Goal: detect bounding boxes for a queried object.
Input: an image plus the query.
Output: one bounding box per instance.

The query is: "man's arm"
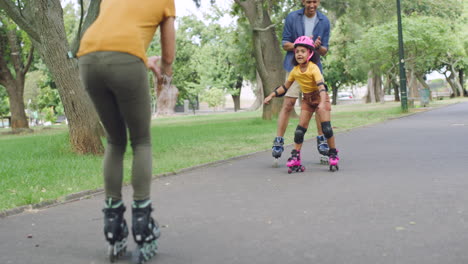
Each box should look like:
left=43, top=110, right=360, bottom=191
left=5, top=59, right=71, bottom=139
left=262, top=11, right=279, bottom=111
left=282, top=14, right=295, bottom=52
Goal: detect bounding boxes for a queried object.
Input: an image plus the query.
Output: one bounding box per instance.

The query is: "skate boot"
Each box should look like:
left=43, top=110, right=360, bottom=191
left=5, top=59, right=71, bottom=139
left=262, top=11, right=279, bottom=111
left=286, top=149, right=305, bottom=174
left=317, top=135, right=330, bottom=165
left=131, top=199, right=161, bottom=264
left=328, top=148, right=340, bottom=172
left=102, top=198, right=129, bottom=262
left=272, top=136, right=284, bottom=168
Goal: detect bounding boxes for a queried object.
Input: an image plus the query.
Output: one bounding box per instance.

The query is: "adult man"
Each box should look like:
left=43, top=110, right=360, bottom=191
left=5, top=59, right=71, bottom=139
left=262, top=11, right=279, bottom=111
left=272, top=0, right=331, bottom=162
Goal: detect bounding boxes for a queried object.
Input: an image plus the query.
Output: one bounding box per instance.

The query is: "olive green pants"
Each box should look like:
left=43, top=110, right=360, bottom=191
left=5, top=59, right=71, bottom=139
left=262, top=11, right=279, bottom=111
left=79, top=51, right=152, bottom=201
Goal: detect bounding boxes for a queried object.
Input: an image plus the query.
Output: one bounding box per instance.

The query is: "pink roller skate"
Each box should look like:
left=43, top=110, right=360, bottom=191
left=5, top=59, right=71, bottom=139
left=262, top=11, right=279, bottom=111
left=286, top=149, right=305, bottom=174
left=328, top=148, right=339, bottom=171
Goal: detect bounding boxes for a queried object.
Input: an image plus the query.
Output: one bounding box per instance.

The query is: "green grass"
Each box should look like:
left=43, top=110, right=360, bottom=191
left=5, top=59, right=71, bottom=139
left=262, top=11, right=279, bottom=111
left=1, top=98, right=467, bottom=211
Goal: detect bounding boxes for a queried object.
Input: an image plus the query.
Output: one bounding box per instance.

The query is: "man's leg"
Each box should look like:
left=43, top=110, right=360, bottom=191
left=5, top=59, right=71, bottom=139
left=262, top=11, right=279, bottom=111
left=277, top=96, right=297, bottom=137
left=315, top=111, right=329, bottom=157
left=272, top=73, right=301, bottom=160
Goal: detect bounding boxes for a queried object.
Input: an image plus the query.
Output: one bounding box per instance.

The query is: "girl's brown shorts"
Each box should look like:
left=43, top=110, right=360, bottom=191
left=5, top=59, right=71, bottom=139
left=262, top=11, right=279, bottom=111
left=301, top=90, right=332, bottom=113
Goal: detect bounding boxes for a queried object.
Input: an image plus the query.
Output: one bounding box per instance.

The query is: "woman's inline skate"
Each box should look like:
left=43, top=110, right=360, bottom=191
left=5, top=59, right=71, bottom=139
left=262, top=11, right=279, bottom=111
left=272, top=136, right=284, bottom=168
left=286, top=149, right=305, bottom=174
left=316, top=135, right=330, bottom=165
left=131, top=199, right=161, bottom=264
left=328, top=148, right=340, bottom=171
left=102, top=198, right=129, bottom=262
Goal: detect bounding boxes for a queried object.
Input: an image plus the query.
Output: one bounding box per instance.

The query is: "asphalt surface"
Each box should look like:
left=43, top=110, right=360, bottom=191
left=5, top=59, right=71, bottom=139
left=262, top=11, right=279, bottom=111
left=1, top=102, right=468, bottom=264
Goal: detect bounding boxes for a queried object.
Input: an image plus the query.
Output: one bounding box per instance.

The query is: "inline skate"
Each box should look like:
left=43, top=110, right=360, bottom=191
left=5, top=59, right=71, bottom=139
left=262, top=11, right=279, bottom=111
left=102, top=198, right=129, bottom=262
left=286, top=149, right=305, bottom=174
left=132, top=199, right=161, bottom=264
left=317, top=135, right=330, bottom=165
left=328, top=148, right=340, bottom=172
left=272, top=136, right=284, bottom=168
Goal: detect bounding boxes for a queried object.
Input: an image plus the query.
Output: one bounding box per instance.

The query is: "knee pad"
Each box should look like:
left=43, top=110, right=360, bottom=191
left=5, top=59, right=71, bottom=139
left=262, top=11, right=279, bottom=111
left=321, top=121, right=333, bottom=139
left=294, top=125, right=307, bottom=144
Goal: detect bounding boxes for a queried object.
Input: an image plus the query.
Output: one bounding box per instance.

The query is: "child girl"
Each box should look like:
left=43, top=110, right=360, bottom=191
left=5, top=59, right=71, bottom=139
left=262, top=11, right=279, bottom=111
left=264, top=36, right=339, bottom=172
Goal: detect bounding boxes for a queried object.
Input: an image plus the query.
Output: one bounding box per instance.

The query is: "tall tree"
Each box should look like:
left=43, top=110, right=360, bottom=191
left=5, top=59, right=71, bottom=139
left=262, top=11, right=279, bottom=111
left=233, top=0, right=286, bottom=120
left=0, top=15, right=33, bottom=132
left=0, top=0, right=103, bottom=154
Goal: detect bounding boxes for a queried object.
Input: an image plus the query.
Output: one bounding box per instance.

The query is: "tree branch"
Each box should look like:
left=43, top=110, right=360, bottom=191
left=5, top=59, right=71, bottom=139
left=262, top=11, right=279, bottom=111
left=252, top=23, right=276, bottom=32
left=70, top=0, right=101, bottom=56
left=0, top=0, right=41, bottom=43
left=22, top=45, right=34, bottom=76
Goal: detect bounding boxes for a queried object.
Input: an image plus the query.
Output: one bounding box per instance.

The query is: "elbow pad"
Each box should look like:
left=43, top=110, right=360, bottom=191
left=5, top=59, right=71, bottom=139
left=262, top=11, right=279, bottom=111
left=274, top=85, right=287, bottom=97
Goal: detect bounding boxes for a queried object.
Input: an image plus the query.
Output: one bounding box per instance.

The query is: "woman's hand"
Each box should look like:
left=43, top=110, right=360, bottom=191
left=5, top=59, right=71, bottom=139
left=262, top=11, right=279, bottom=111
left=148, top=56, right=162, bottom=82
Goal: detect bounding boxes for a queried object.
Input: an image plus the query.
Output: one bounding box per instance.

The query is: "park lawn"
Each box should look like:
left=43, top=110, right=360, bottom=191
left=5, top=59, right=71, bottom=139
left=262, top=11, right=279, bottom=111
left=1, top=99, right=466, bottom=212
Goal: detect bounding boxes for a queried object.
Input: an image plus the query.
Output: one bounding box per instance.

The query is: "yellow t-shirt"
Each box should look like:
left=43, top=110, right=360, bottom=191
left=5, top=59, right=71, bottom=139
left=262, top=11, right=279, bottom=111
left=287, top=62, right=323, bottom=93
left=77, top=0, right=175, bottom=65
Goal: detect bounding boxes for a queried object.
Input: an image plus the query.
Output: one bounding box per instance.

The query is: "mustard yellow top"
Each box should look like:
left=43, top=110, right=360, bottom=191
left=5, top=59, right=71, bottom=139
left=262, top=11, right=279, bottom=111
left=77, top=0, right=175, bottom=65
left=287, top=62, right=323, bottom=93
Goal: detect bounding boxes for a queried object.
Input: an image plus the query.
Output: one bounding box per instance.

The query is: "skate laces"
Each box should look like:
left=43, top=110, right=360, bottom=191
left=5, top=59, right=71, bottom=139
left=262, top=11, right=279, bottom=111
left=273, top=136, right=284, bottom=145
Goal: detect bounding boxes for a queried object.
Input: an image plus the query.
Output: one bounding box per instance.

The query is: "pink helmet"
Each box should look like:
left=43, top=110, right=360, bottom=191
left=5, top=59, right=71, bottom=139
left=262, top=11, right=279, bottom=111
left=294, top=36, right=315, bottom=62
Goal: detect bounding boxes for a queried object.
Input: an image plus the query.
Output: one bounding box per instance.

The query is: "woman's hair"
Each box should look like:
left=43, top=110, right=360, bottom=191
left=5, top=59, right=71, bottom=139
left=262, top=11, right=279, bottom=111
left=291, top=48, right=320, bottom=66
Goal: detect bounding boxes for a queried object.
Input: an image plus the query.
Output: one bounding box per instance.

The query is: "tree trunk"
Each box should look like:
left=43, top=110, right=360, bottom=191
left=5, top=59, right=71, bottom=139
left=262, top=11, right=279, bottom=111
left=331, top=85, right=338, bottom=105
left=231, top=75, right=243, bottom=112
left=248, top=71, right=264, bottom=111
left=445, top=71, right=461, bottom=97
left=376, top=74, right=383, bottom=103
left=234, top=0, right=286, bottom=120
left=415, top=73, right=432, bottom=100
left=30, top=0, right=103, bottom=154
left=366, top=71, right=376, bottom=103
left=460, top=69, right=466, bottom=96
left=392, top=78, right=400, bottom=102
left=155, top=83, right=179, bottom=116
left=407, top=69, right=419, bottom=99
left=5, top=79, right=30, bottom=131
left=447, top=65, right=464, bottom=97
left=0, top=19, right=33, bottom=132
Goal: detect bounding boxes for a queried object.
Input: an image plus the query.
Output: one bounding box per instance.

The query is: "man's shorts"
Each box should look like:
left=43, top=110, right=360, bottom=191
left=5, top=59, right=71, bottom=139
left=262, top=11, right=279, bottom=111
left=301, top=90, right=331, bottom=113
left=284, top=72, right=300, bottom=98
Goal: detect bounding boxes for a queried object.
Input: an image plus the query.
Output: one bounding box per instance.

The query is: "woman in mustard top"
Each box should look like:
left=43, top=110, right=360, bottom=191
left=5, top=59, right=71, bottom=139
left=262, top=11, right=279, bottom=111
left=264, top=36, right=339, bottom=173
left=77, top=0, right=175, bottom=262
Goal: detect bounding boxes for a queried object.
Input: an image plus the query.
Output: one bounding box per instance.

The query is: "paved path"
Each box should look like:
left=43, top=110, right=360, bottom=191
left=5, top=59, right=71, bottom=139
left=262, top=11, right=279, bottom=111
left=1, top=103, right=468, bottom=264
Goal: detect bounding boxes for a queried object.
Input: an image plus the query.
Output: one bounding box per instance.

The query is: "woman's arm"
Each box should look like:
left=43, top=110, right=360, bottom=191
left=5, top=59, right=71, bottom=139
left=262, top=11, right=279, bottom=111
left=159, top=16, right=176, bottom=77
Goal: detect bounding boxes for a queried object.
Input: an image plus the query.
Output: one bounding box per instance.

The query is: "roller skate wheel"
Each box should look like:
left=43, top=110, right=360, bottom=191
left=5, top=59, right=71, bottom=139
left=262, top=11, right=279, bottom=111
left=300, top=166, right=305, bottom=172
left=273, top=159, right=279, bottom=168
left=288, top=168, right=292, bottom=174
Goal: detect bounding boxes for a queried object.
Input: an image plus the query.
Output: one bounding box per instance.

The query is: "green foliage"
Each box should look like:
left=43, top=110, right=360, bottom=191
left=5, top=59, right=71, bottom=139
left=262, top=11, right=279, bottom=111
left=200, top=87, right=226, bottom=108
left=170, top=6, right=256, bottom=109
left=62, top=2, right=80, bottom=44
left=43, top=106, right=57, bottom=123
left=0, top=14, right=33, bottom=75
left=0, top=86, right=9, bottom=116
left=24, top=71, right=44, bottom=110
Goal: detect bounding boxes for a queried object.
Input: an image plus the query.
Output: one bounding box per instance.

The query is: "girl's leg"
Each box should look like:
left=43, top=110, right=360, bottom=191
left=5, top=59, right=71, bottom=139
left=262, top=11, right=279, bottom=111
left=316, top=102, right=336, bottom=149
left=294, top=109, right=313, bottom=151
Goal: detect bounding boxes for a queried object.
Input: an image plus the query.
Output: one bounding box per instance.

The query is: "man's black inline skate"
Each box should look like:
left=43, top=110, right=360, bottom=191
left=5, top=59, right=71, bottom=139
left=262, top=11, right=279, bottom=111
left=103, top=198, right=129, bottom=262
left=316, top=135, right=330, bottom=165
left=131, top=199, right=161, bottom=264
left=272, top=136, right=284, bottom=167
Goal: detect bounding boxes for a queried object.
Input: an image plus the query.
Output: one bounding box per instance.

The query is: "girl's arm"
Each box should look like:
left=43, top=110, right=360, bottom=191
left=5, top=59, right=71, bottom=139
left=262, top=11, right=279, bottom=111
left=264, top=80, right=293, bottom=104
left=316, top=79, right=328, bottom=103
